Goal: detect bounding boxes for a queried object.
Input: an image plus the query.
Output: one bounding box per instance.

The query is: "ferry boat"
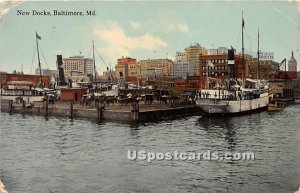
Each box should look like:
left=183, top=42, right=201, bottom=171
left=196, top=13, right=270, bottom=115
left=196, top=79, right=269, bottom=115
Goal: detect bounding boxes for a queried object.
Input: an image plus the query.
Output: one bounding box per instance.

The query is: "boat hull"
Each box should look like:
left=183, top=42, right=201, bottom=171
left=196, top=93, right=269, bottom=115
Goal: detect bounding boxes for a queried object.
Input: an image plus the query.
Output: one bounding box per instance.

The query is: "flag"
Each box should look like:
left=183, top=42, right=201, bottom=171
left=36, top=32, right=41, bottom=40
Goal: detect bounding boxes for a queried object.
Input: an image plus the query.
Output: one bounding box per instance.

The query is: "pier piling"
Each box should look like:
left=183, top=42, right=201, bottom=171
left=97, top=101, right=102, bottom=123
left=70, top=101, right=74, bottom=119
left=130, top=102, right=139, bottom=122
left=9, top=100, right=13, bottom=114
left=22, top=99, right=26, bottom=115
left=44, top=99, right=49, bottom=117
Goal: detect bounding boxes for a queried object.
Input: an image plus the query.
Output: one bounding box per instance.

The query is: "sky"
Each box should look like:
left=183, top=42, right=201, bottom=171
left=0, top=0, right=300, bottom=75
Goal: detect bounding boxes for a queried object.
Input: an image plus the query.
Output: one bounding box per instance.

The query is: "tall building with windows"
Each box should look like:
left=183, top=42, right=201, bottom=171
left=172, top=61, right=195, bottom=78
left=184, top=43, right=207, bottom=75
left=175, top=52, right=185, bottom=62
left=62, top=56, right=93, bottom=77
left=115, top=57, right=137, bottom=78
left=198, top=54, right=228, bottom=88
left=138, top=59, right=173, bottom=78
left=207, top=47, right=229, bottom=55
left=35, top=68, right=57, bottom=77
left=246, top=56, right=279, bottom=79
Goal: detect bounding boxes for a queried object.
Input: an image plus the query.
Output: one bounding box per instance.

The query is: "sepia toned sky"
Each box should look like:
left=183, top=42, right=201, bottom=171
left=0, top=0, right=299, bottom=74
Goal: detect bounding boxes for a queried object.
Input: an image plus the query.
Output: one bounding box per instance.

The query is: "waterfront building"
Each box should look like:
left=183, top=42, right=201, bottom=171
left=288, top=51, right=297, bottom=71
left=175, top=52, right=185, bottom=62
left=269, top=80, right=294, bottom=101
left=117, top=57, right=136, bottom=65
left=99, top=70, right=116, bottom=82
left=184, top=43, right=207, bottom=75
left=173, top=76, right=206, bottom=96
left=294, top=72, right=300, bottom=98
left=138, top=59, right=173, bottom=78
left=0, top=73, right=51, bottom=89
left=198, top=54, right=228, bottom=88
left=172, top=61, right=195, bottom=78
left=35, top=68, right=57, bottom=77
left=246, top=57, right=279, bottom=79
left=60, top=88, right=87, bottom=102
left=207, top=47, right=229, bottom=55
left=115, top=57, right=137, bottom=79
left=115, top=63, right=128, bottom=79
left=62, top=56, right=93, bottom=77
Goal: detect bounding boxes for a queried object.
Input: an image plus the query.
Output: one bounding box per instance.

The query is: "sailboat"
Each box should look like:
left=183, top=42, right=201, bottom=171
left=195, top=13, right=270, bottom=115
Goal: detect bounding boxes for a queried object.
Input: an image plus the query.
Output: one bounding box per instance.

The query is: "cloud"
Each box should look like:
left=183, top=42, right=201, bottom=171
left=297, top=1, right=300, bottom=13
left=129, top=21, right=143, bottom=30
left=93, top=23, right=167, bottom=61
left=166, top=23, right=189, bottom=33
left=130, top=20, right=189, bottom=33
left=0, top=1, right=24, bottom=20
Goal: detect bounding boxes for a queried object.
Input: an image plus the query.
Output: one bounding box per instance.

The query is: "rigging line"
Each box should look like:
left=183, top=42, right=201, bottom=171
left=30, top=48, right=36, bottom=74
left=95, top=47, right=106, bottom=64
left=40, top=46, right=49, bottom=69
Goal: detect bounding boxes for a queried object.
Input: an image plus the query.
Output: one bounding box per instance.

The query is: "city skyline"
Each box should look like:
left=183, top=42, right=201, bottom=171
left=0, top=0, right=299, bottom=74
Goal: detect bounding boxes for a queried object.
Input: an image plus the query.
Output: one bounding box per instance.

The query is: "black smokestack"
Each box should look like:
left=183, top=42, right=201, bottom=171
left=56, top=55, right=66, bottom=85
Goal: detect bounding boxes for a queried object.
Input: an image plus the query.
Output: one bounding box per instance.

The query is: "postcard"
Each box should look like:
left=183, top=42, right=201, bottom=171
left=0, top=1, right=299, bottom=193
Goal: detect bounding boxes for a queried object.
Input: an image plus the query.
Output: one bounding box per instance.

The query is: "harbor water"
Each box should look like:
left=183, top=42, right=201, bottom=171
left=0, top=105, right=300, bottom=193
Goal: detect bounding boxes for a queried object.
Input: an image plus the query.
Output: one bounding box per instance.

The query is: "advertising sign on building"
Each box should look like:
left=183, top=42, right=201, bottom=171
left=259, top=52, right=274, bottom=60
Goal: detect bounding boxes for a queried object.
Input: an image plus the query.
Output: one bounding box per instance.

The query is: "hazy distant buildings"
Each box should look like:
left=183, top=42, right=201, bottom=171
left=175, top=52, right=185, bottom=62
left=288, top=51, right=297, bottom=71
left=62, top=56, right=93, bottom=77
left=172, top=61, right=195, bottom=78
left=207, top=47, right=229, bottom=55
left=246, top=56, right=279, bottom=79
left=115, top=57, right=136, bottom=79
left=35, top=68, right=57, bottom=77
left=138, top=59, right=173, bottom=78
left=184, top=43, right=207, bottom=75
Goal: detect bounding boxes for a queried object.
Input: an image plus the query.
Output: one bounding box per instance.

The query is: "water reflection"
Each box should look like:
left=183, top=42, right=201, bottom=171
left=197, top=116, right=237, bottom=150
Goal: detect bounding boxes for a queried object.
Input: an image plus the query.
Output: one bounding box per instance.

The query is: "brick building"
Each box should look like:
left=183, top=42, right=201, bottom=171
left=246, top=56, right=279, bottom=79
left=115, top=57, right=137, bottom=79
left=60, top=88, right=87, bottom=101
left=174, top=76, right=205, bottom=92
left=0, top=73, right=51, bottom=89
left=198, top=54, right=228, bottom=88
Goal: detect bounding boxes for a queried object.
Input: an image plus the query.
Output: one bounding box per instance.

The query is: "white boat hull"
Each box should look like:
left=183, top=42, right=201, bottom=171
left=196, top=93, right=269, bottom=114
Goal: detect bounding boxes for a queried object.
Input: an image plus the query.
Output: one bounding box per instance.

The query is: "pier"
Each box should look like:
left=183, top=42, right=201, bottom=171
left=0, top=99, right=198, bottom=123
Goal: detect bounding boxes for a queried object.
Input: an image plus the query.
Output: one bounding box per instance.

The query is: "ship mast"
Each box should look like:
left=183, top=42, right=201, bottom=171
left=242, top=12, right=245, bottom=81
left=92, top=40, right=96, bottom=83
left=36, top=32, right=43, bottom=88
left=257, top=29, right=260, bottom=79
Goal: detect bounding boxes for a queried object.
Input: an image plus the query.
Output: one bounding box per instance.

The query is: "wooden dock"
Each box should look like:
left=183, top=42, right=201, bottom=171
left=0, top=100, right=199, bottom=123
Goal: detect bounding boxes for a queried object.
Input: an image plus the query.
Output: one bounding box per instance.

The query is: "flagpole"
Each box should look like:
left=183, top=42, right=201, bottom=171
left=92, top=40, right=96, bottom=83
left=257, top=28, right=260, bottom=79
left=36, top=32, right=43, bottom=88
left=242, top=12, right=245, bottom=81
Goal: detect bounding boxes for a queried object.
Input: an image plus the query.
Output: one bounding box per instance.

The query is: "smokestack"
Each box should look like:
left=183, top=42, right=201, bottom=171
left=56, top=55, right=66, bottom=85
